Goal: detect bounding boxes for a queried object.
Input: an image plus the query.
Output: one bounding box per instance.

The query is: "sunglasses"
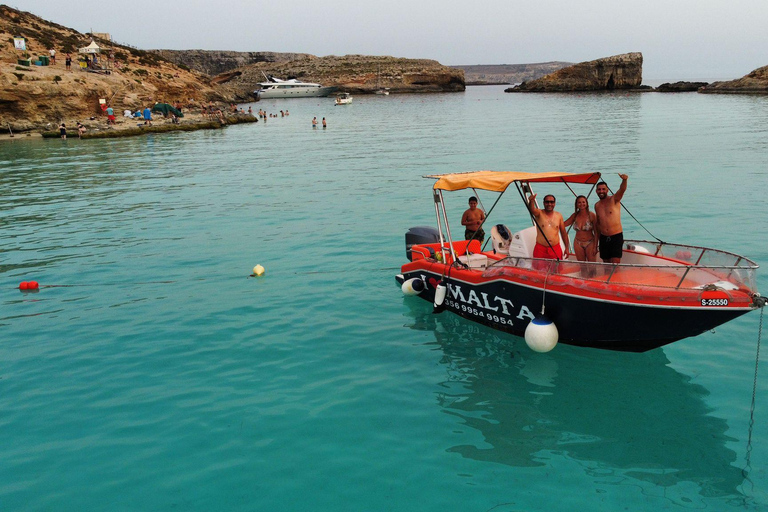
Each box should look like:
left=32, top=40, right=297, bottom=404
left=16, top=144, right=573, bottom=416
left=544, top=200, right=555, bottom=204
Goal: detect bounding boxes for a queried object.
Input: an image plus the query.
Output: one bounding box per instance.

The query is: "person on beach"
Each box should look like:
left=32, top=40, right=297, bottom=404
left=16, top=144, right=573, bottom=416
left=59, top=122, right=66, bottom=139
left=564, top=195, right=598, bottom=263
left=594, top=174, right=628, bottom=263
left=312, top=117, right=318, bottom=128
left=49, top=48, right=56, bottom=65
left=143, top=106, right=152, bottom=126
left=527, top=193, right=570, bottom=268
left=461, top=196, right=486, bottom=243
left=106, top=105, right=115, bottom=125
left=322, top=117, right=327, bottom=128
left=65, top=53, right=71, bottom=71
left=77, top=122, right=86, bottom=138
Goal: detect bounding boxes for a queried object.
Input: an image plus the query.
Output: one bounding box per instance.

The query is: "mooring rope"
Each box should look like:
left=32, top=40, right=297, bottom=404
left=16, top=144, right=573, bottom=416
left=743, top=306, right=764, bottom=481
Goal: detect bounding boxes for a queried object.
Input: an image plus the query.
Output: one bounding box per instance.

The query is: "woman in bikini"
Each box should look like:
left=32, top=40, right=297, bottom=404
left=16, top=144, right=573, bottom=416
left=564, top=195, right=598, bottom=263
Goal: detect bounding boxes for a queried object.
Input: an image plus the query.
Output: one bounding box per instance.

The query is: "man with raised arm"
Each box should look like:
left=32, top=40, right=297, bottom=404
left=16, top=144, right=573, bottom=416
left=527, top=193, right=570, bottom=267
left=594, top=174, right=628, bottom=263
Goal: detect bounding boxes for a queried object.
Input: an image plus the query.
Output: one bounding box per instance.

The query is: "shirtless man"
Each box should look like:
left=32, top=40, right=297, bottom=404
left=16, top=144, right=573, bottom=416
left=461, top=196, right=486, bottom=242
left=594, top=174, right=628, bottom=263
left=527, top=193, right=570, bottom=265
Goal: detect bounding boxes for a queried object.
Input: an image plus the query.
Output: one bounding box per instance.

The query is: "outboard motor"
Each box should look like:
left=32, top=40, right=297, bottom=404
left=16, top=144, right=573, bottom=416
left=405, top=226, right=440, bottom=261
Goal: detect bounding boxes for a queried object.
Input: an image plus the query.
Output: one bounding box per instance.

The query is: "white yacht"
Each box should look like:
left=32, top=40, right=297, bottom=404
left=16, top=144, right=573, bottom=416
left=254, top=74, right=337, bottom=99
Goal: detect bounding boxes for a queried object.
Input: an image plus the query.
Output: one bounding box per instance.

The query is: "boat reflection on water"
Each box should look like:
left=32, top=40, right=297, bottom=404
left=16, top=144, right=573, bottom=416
left=403, top=300, right=746, bottom=500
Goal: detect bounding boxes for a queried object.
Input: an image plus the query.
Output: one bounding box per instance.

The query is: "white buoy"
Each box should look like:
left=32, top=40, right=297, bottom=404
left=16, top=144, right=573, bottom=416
left=524, top=316, right=559, bottom=353
left=433, top=280, right=447, bottom=312
left=252, top=264, right=265, bottom=276
left=401, top=277, right=425, bottom=296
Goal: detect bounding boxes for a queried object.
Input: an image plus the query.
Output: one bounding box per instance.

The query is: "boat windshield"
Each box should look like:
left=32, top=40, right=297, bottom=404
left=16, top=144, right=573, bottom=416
left=482, top=240, right=758, bottom=294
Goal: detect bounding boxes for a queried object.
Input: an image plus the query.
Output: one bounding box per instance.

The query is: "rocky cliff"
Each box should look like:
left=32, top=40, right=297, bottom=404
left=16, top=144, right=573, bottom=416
left=151, top=50, right=312, bottom=76
left=0, top=5, right=230, bottom=131
left=699, top=65, right=768, bottom=94
left=0, top=6, right=464, bottom=131
left=506, top=53, right=643, bottom=92
left=454, top=62, right=572, bottom=85
left=212, top=55, right=465, bottom=100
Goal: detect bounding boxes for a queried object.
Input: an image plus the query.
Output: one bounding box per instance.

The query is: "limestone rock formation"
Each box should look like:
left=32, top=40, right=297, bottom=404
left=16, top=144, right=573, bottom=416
left=699, top=66, right=768, bottom=94
left=655, top=81, right=708, bottom=92
left=505, top=53, right=643, bottom=92
left=151, top=50, right=313, bottom=76
left=212, top=55, right=465, bottom=101
left=0, top=6, right=228, bottom=131
left=454, top=62, right=572, bottom=85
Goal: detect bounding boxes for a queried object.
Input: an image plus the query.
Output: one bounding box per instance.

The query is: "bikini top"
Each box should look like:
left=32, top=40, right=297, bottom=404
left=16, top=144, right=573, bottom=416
left=573, top=219, right=593, bottom=232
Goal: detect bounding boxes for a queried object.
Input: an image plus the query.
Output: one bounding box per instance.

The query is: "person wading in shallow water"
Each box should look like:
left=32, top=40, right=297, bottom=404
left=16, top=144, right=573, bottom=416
left=594, top=174, right=628, bottom=263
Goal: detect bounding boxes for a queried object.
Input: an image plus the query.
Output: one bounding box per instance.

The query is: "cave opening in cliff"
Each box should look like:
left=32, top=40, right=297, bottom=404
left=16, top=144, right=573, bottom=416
left=606, top=74, right=615, bottom=90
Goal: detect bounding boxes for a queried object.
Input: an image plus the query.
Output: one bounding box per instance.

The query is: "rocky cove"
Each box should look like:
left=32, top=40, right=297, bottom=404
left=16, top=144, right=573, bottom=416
left=3, top=4, right=768, bottom=138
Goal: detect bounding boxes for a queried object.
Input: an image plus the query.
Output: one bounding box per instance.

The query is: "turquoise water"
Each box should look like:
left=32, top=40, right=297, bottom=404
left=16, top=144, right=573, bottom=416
left=2, top=86, right=768, bottom=510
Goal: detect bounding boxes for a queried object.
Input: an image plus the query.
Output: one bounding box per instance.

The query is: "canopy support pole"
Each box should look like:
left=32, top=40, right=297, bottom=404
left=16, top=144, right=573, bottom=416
left=436, top=190, right=458, bottom=264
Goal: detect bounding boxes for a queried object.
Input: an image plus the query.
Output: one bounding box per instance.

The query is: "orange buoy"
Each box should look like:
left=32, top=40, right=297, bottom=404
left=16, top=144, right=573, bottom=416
left=28, top=281, right=39, bottom=290
left=19, top=281, right=28, bottom=290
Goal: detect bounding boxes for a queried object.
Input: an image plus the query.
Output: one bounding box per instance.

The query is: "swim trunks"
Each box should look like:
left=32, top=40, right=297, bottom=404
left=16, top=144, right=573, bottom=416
left=599, top=232, right=624, bottom=260
left=533, top=242, right=563, bottom=270
left=465, top=228, right=485, bottom=242
left=533, top=242, right=563, bottom=260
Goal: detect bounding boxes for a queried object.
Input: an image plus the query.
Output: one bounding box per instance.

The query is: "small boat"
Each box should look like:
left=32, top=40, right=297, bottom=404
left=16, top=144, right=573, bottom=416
left=396, top=170, right=765, bottom=352
left=335, top=92, right=353, bottom=105
left=253, top=73, right=337, bottom=99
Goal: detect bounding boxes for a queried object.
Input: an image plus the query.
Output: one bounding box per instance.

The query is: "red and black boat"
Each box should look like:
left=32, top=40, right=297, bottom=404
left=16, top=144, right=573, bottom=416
left=396, top=171, right=765, bottom=352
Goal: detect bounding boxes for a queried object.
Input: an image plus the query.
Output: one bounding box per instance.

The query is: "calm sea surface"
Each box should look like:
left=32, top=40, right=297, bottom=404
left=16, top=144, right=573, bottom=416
left=2, top=86, right=768, bottom=511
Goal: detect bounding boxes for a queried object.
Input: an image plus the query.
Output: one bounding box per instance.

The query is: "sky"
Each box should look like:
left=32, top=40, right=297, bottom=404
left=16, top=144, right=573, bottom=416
left=6, top=0, right=768, bottom=80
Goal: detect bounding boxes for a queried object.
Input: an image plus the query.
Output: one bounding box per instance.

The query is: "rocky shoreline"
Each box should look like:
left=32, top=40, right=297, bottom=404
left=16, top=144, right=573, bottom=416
left=4, top=6, right=768, bottom=139
left=37, top=112, right=257, bottom=140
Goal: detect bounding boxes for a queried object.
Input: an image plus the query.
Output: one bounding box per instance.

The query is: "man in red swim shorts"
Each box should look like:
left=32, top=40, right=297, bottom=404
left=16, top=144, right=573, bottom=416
left=527, top=192, right=570, bottom=270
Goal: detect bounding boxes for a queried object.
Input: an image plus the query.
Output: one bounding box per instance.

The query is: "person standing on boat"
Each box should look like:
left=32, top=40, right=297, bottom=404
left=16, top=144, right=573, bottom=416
left=594, top=174, right=628, bottom=263
left=564, top=195, right=598, bottom=262
left=527, top=193, right=570, bottom=264
left=461, top=196, right=486, bottom=242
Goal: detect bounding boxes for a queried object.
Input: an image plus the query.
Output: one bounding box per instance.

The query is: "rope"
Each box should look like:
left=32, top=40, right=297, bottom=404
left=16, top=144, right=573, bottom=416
left=743, top=306, right=763, bottom=480
left=605, top=182, right=664, bottom=244
left=540, top=262, right=554, bottom=316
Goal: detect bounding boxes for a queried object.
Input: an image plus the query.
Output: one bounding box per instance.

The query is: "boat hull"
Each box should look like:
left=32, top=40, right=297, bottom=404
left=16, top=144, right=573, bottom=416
left=254, top=86, right=337, bottom=99
left=397, top=267, right=754, bottom=352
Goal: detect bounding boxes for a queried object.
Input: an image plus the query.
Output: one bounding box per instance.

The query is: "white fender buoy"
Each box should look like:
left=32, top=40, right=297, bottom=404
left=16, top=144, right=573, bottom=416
left=401, top=277, right=425, bottom=296
left=524, top=316, right=559, bottom=353
left=433, top=280, right=447, bottom=313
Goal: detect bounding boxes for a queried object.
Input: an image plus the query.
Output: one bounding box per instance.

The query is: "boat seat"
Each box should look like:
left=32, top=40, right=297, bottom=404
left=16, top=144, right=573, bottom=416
left=491, top=224, right=512, bottom=255
left=507, top=225, right=565, bottom=259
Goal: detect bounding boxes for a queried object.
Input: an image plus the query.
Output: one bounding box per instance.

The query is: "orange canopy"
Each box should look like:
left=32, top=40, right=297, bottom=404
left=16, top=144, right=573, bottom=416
left=428, top=170, right=602, bottom=192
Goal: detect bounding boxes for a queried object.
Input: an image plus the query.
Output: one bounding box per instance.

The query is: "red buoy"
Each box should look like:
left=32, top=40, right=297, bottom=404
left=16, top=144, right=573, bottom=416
left=28, top=281, right=39, bottom=290
left=19, top=282, right=28, bottom=290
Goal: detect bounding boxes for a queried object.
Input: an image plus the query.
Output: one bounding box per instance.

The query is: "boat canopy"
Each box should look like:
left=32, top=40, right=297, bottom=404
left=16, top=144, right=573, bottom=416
left=427, top=170, right=602, bottom=192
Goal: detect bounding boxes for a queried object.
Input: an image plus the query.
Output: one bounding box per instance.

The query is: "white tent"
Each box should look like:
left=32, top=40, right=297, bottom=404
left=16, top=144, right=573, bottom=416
left=78, top=41, right=101, bottom=54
